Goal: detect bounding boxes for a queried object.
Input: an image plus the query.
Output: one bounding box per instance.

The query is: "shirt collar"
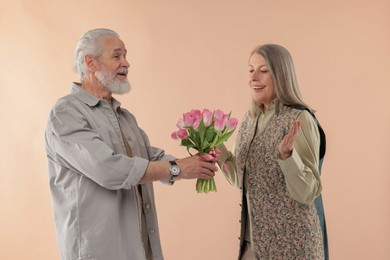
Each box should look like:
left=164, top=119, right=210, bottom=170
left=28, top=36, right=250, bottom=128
left=71, top=82, right=122, bottom=110
left=266, top=99, right=283, bottom=114
left=253, top=98, right=282, bottom=115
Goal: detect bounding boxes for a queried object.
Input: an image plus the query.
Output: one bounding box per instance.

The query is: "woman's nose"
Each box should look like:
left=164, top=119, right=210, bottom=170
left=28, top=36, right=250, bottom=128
left=251, top=71, right=260, bottom=81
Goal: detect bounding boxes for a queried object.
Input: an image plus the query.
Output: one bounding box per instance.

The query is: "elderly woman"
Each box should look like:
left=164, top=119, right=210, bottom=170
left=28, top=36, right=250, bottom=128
left=218, top=44, right=327, bottom=259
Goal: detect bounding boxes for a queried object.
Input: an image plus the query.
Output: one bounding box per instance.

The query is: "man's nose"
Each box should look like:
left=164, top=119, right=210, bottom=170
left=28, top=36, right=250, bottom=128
left=122, top=58, right=130, bottom=68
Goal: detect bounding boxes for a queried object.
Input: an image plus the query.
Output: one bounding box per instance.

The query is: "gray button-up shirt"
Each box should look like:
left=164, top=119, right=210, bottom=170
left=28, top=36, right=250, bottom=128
left=45, top=83, right=173, bottom=260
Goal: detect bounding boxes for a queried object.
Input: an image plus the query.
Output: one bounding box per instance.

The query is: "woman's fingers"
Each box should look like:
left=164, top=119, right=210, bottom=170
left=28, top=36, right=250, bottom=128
left=278, top=120, right=304, bottom=160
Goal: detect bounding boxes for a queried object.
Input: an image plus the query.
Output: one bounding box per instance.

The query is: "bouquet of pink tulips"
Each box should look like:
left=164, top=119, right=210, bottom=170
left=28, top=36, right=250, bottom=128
left=171, top=109, right=238, bottom=193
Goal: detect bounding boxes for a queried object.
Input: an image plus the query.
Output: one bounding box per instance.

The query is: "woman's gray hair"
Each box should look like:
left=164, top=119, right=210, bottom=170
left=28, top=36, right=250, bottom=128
left=249, top=44, right=313, bottom=116
left=74, top=28, right=119, bottom=81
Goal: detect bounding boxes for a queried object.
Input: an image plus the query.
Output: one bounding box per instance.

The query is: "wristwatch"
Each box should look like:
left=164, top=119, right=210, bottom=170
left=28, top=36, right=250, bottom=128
left=168, top=160, right=181, bottom=184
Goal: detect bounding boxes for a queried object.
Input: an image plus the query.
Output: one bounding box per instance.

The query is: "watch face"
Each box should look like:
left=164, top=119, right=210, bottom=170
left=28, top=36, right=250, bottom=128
left=169, top=165, right=180, bottom=176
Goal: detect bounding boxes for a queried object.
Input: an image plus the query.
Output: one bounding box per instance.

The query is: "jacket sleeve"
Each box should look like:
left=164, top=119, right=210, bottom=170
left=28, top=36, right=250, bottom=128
left=277, top=110, right=322, bottom=204
left=217, top=143, right=241, bottom=189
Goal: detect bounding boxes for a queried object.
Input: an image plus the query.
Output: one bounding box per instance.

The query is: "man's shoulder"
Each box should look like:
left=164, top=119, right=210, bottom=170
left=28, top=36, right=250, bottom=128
left=52, top=93, right=80, bottom=111
left=48, top=94, right=83, bottom=121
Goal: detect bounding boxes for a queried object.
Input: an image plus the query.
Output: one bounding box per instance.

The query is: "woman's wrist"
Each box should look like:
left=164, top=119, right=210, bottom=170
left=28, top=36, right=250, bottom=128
left=279, top=150, right=292, bottom=160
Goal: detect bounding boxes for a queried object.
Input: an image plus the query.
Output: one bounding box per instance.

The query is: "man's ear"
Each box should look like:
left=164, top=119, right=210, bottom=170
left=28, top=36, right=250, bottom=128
left=84, top=54, right=97, bottom=73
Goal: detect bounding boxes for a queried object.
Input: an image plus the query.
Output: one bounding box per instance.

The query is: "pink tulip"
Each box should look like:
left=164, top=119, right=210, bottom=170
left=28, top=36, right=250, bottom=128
left=214, top=118, right=225, bottom=132
left=223, top=114, right=230, bottom=125
left=171, top=129, right=188, bottom=140
left=191, top=109, right=202, bottom=121
left=171, top=131, right=179, bottom=140
left=193, top=118, right=201, bottom=131
left=176, top=119, right=185, bottom=129
left=177, top=129, right=188, bottom=139
left=183, top=112, right=196, bottom=127
left=226, top=118, right=238, bottom=131
left=214, top=109, right=224, bottom=121
left=202, top=109, right=213, bottom=127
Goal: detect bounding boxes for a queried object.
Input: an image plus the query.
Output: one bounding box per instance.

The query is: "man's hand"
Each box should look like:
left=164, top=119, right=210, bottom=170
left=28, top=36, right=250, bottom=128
left=176, top=155, right=218, bottom=180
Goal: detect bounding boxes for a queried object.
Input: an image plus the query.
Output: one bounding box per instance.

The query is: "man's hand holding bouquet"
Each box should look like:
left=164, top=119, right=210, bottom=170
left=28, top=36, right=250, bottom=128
left=171, top=109, right=238, bottom=193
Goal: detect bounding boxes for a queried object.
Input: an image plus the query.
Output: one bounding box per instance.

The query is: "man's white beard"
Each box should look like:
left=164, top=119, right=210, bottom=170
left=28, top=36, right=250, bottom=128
left=95, top=66, right=131, bottom=95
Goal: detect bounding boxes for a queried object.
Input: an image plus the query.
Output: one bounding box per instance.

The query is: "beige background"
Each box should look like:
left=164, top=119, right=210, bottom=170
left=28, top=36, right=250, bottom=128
left=1, top=0, right=389, bottom=259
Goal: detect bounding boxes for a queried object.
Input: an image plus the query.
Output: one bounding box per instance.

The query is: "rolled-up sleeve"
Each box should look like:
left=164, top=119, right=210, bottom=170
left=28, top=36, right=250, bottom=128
left=47, top=106, right=147, bottom=190
left=278, top=111, right=322, bottom=204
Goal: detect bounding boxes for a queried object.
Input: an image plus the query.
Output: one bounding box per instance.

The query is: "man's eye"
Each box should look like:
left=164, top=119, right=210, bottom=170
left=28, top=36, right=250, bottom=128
left=249, top=69, right=254, bottom=73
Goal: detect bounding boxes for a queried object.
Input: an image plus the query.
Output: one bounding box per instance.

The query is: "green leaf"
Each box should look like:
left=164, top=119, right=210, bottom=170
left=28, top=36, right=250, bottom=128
left=198, top=120, right=205, bottom=143
left=205, top=127, right=215, bottom=142
left=202, top=139, right=210, bottom=150
left=213, top=130, right=235, bottom=147
left=209, top=131, right=221, bottom=148
left=181, top=139, right=195, bottom=147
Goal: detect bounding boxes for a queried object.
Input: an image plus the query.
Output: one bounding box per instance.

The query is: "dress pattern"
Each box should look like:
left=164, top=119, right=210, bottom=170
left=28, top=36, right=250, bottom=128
left=235, top=106, right=324, bottom=259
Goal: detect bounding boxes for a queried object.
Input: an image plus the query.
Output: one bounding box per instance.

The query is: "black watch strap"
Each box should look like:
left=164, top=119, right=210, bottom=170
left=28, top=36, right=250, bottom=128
left=169, top=160, right=178, bottom=166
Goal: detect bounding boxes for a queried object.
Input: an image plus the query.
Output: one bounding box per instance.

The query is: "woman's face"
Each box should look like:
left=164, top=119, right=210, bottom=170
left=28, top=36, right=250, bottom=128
left=248, top=53, right=276, bottom=109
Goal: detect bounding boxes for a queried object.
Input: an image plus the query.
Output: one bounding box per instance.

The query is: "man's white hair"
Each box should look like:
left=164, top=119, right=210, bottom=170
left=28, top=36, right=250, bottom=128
left=74, top=28, right=119, bottom=81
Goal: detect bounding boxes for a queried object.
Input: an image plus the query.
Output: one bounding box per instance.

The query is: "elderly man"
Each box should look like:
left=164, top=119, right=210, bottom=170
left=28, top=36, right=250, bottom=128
left=45, top=28, right=217, bottom=260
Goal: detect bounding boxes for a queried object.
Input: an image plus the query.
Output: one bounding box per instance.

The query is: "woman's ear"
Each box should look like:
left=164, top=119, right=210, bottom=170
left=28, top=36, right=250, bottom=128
left=84, top=54, right=97, bottom=73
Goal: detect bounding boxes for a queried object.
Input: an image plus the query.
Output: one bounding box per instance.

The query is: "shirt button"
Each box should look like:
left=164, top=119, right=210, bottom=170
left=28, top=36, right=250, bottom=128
left=145, top=204, right=150, bottom=209
left=150, top=229, right=155, bottom=234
